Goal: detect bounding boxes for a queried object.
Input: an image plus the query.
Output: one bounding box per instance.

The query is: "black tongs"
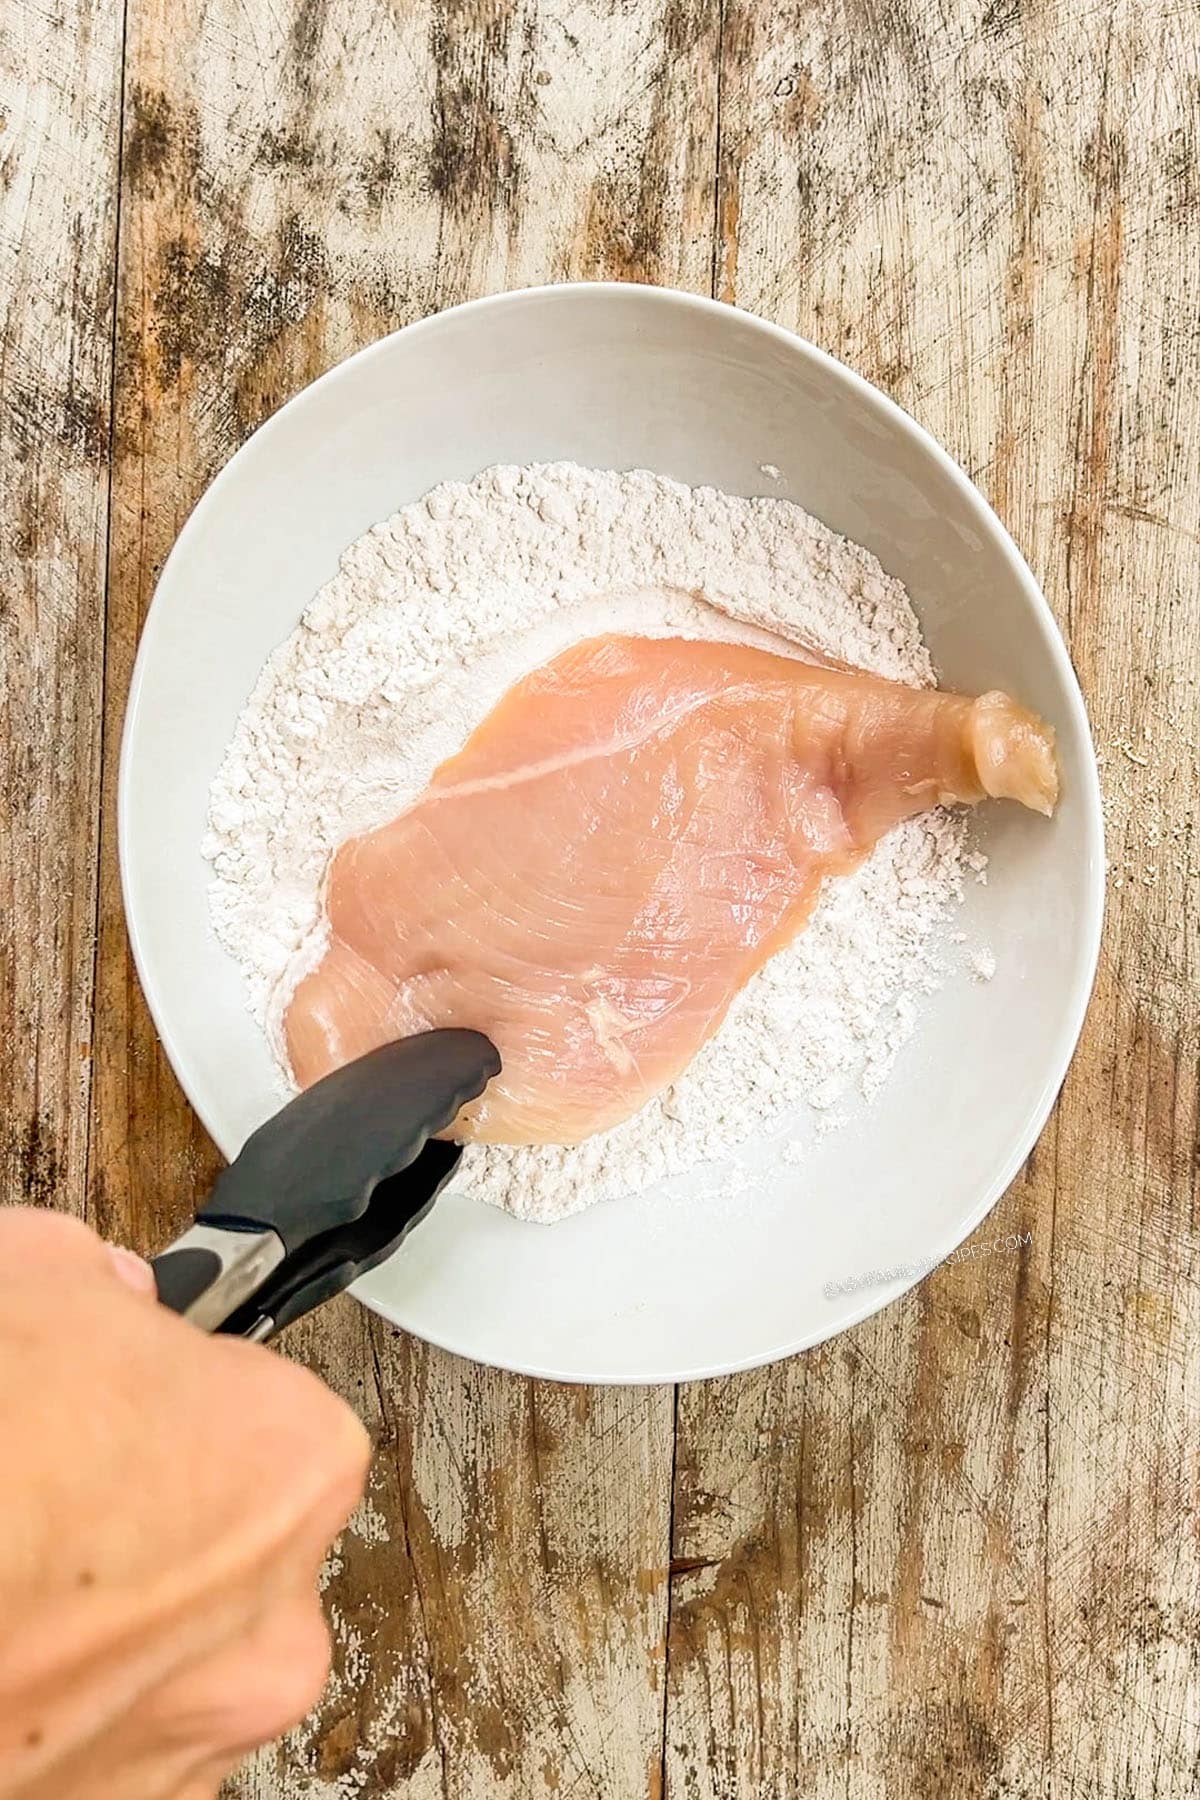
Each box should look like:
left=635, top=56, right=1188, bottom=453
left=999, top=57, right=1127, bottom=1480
left=151, top=1030, right=501, bottom=1341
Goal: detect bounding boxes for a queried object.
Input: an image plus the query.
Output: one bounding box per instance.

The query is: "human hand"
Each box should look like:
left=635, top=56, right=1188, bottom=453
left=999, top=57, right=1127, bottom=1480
left=0, top=1207, right=370, bottom=1800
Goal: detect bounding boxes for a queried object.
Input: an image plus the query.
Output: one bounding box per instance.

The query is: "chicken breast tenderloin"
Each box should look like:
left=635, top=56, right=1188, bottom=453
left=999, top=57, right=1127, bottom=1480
left=285, top=635, right=1058, bottom=1143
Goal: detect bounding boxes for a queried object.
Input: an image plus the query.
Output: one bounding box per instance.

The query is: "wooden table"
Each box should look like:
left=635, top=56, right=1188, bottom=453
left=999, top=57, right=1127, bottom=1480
left=4, top=1, right=1197, bottom=1793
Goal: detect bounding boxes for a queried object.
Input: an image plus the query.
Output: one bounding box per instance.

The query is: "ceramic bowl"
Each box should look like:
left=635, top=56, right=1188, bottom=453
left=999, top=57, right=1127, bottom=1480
left=120, top=284, right=1103, bottom=1381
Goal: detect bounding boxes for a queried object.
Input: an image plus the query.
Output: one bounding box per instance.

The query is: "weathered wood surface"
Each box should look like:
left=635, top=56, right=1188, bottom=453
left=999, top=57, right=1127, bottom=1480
left=2, top=0, right=1197, bottom=1795
left=1, top=0, right=122, bottom=1221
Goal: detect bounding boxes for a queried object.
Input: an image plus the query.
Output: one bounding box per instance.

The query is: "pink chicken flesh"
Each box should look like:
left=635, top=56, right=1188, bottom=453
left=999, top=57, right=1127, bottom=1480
left=285, top=635, right=1058, bottom=1143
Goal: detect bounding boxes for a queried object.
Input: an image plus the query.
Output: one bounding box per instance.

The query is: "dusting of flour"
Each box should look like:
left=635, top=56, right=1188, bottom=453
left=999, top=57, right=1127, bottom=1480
left=204, top=463, right=967, bottom=1223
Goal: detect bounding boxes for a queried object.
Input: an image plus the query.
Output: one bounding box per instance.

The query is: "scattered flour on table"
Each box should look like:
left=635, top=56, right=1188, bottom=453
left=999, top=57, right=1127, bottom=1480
left=204, top=462, right=970, bottom=1223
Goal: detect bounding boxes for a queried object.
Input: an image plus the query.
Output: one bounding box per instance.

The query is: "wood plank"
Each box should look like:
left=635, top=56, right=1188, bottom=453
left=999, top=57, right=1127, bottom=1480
left=93, top=0, right=721, bottom=1791
left=240, top=1313, right=675, bottom=1798
left=667, top=1, right=1200, bottom=1795
left=0, top=0, right=123, bottom=1212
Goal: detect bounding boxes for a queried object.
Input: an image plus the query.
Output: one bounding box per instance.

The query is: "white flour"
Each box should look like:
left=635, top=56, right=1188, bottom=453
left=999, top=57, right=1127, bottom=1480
left=205, top=462, right=970, bottom=1223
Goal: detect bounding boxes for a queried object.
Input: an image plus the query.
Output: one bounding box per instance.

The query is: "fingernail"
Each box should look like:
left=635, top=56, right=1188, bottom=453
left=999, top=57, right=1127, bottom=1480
left=107, top=1245, right=157, bottom=1296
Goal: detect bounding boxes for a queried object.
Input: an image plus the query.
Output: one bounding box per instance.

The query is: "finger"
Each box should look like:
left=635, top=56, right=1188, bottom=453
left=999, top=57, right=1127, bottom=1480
left=0, top=1209, right=155, bottom=1300
left=170, top=1767, right=231, bottom=1800
left=202, top=1336, right=372, bottom=1561
left=170, top=1781, right=223, bottom=1800
left=143, top=1593, right=334, bottom=1759
left=106, top=1245, right=158, bottom=1298
left=0, top=1206, right=115, bottom=1274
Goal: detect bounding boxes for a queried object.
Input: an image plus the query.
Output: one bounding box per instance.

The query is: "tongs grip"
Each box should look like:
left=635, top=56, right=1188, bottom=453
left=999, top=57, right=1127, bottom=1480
left=152, top=1224, right=286, bottom=1334
left=152, top=1031, right=500, bottom=1338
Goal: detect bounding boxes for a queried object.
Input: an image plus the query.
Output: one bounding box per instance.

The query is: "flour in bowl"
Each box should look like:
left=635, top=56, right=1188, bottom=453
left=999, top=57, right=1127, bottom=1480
left=204, top=462, right=967, bottom=1222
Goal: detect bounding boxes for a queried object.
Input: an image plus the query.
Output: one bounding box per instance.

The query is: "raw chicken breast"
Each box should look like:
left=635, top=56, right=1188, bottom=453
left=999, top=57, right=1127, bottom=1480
left=285, top=635, right=1057, bottom=1143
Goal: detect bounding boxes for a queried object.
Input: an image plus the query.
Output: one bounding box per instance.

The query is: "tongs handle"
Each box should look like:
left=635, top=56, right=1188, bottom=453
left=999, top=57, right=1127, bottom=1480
left=151, top=1031, right=500, bottom=1339
left=152, top=1224, right=287, bottom=1335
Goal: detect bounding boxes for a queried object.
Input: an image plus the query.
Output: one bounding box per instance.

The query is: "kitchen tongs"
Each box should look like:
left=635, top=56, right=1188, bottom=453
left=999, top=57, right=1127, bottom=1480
left=151, top=1030, right=501, bottom=1340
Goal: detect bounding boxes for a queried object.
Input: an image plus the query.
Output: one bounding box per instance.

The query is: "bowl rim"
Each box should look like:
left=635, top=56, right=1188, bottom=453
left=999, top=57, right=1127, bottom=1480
left=119, top=281, right=1105, bottom=1381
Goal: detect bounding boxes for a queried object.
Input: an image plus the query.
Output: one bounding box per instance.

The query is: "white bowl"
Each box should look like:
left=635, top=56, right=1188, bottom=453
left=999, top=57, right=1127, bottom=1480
left=120, top=284, right=1103, bottom=1383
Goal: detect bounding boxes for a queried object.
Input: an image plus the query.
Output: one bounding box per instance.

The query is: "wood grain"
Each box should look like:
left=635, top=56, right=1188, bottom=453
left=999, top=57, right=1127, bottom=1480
left=3, top=0, right=1196, bottom=1793
left=667, top=2, right=1200, bottom=1795
left=0, top=0, right=122, bottom=1213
